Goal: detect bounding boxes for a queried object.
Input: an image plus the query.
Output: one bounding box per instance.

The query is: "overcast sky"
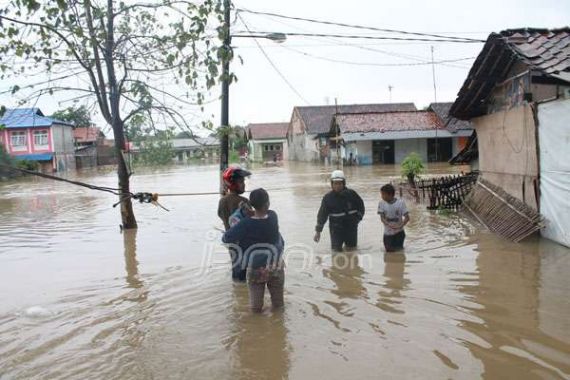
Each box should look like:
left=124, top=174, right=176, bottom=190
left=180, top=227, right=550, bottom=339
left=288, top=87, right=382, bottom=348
left=1, top=0, right=568, bottom=136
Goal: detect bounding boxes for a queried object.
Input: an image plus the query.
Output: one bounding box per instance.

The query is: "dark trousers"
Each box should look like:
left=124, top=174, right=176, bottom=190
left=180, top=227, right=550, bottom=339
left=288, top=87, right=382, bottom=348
left=229, top=247, right=246, bottom=281
left=330, top=223, right=358, bottom=251
left=383, top=230, right=406, bottom=252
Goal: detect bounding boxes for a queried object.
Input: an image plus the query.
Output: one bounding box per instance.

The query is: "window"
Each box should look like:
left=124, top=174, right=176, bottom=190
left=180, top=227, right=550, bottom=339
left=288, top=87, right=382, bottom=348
left=270, top=145, right=274, bottom=151
left=264, top=145, right=269, bottom=151
left=10, top=131, right=27, bottom=147
left=33, top=130, right=49, bottom=147
left=276, top=144, right=281, bottom=151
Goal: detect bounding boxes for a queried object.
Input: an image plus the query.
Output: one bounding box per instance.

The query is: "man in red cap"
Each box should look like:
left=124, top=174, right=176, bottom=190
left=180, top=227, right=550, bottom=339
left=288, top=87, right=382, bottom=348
left=218, top=165, right=251, bottom=281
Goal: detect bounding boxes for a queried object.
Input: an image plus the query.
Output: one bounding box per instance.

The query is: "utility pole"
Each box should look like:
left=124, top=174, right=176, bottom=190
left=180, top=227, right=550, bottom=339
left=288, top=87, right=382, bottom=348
left=219, top=0, right=231, bottom=194
left=335, top=98, right=341, bottom=170
left=431, top=46, right=439, bottom=162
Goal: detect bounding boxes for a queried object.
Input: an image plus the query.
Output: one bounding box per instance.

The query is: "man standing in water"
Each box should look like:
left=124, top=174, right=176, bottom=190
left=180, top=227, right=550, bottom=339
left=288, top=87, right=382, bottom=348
left=218, top=165, right=251, bottom=281
left=314, top=170, right=365, bottom=251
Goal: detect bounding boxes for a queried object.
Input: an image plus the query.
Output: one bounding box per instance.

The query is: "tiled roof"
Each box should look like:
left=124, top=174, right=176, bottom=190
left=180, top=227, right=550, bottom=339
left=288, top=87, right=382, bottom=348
left=74, top=127, right=104, bottom=143
left=335, top=111, right=444, bottom=134
left=428, top=102, right=473, bottom=132
left=246, top=123, right=288, bottom=140
left=451, top=28, right=570, bottom=119
left=295, top=103, right=417, bottom=135
left=0, top=108, right=74, bottom=128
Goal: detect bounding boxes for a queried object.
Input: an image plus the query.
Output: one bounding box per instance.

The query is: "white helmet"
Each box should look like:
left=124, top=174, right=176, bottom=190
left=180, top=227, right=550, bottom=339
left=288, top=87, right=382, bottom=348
left=330, top=170, right=345, bottom=182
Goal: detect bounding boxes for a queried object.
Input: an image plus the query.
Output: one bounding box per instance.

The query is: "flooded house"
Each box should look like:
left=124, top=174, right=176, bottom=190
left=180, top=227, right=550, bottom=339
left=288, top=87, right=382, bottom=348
left=449, top=27, right=570, bottom=247
left=0, top=108, right=76, bottom=172
left=73, top=127, right=105, bottom=168
left=245, top=122, right=289, bottom=162
left=286, top=103, right=416, bottom=162
left=329, top=109, right=473, bottom=165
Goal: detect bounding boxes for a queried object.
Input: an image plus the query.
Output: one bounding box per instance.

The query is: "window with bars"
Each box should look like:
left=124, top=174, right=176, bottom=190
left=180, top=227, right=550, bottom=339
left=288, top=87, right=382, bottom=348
left=10, top=131, right=27, bottom=147
left=33, top=130, right=49, bottom=147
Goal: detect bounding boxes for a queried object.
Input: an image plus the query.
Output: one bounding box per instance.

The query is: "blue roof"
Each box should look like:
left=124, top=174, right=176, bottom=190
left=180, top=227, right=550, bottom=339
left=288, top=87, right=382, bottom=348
left=12, top=153, right=54, bottom=161
left=0, top=108, right=74, bottom=129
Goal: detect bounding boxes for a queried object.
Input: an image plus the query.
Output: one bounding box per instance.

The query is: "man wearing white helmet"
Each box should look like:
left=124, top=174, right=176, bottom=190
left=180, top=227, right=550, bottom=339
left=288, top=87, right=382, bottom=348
left=314, top=170, right=365, bottom=251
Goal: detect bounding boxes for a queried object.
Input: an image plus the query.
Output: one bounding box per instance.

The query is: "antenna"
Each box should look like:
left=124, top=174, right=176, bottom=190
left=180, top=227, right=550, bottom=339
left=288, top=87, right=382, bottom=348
left=335, top=98, right=342, bottom=170
left=431, top=46, right=439, bottom=162
left=388, top=85, right=393, bottom=103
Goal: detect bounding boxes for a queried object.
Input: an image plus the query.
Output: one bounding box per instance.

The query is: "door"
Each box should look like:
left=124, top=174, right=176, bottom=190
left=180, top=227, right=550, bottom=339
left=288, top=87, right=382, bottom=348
left=372, top=140, right=395, bottom=164
left=427, top=137, right=452, bottom=162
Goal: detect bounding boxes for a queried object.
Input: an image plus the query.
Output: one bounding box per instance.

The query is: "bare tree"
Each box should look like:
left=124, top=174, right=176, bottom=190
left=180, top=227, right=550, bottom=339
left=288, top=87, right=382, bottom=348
left=0, top=0, right=225, bottom=229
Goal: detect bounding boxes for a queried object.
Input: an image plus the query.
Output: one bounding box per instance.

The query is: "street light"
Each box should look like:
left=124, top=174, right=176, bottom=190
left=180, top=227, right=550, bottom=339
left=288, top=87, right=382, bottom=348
left=219, top=0, right=286, bottom=193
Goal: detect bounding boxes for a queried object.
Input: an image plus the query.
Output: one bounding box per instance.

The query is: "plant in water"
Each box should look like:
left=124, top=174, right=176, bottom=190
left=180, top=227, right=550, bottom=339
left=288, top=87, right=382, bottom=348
left=401, top=152, right=425, bottom=186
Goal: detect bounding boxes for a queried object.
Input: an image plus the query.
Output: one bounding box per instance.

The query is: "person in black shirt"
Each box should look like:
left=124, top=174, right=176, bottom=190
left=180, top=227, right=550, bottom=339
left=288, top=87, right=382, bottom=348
left=314, top=170, right=365, bottom=251
left=222, top=188, right=285, bottom=312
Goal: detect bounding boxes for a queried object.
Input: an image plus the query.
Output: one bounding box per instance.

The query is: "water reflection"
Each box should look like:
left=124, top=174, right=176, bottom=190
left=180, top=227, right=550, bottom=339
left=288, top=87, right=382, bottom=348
left=230, top=285, right=290, bottom=380
left=375, top=252, right=410, bottom=315
left=459, top=235, right=570, bottom=379
left=123, top=229, right=143, bottom=290
left=323, top=251, right=367, bottom=300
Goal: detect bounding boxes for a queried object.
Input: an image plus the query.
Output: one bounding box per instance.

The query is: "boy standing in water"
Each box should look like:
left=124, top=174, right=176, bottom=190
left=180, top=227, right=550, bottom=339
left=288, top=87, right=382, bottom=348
left=222, top=188, right=285, bottom=313
left=378, top=184, right=410, bottom=252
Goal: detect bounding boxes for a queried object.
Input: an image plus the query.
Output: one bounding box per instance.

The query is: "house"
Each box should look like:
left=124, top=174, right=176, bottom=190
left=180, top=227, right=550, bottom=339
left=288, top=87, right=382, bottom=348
left=73, top=127, right=106, bottom=168
left=331, top=110, right=473, bottom=165
left=449, top=27, right=570, bottom=247
left=0, top=108, right=76, bottom=172
left=246, top=122, right=289, bottom=162
left=427, top=102, right=474, bottom=163
left=287, top=103, right=417, bottom=162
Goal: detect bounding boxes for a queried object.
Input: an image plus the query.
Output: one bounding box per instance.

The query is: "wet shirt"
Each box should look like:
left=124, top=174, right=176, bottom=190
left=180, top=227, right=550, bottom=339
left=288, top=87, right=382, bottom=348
left=218, top=192, right=248, bottom=230
left=222, top=210, right=284, bottom=269
left=377, top=198, right=408, bottom=236
left=315, top=188, right=365, bottom=232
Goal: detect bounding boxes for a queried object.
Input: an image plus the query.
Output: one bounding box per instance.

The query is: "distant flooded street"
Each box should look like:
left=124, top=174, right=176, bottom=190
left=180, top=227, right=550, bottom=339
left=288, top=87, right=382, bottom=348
left=1, top=162, right=569, bottom=379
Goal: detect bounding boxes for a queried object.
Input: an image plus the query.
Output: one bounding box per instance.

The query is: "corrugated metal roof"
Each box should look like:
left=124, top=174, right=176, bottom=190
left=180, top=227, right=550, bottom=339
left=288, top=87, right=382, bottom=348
left=295, top=103, right=417, bottom=135
left=0, top=108, right=74, bottom=128
left=335, top=111, right=444, bottom=134
left=74, top=127, right=104, bottom=143
left=12, top=153, right=54, bottom=161
left=450, top=28, right=570, bottom=119
left=428, top=102, right=473, bottom=132
left=246, top=123, right=288, bottom=140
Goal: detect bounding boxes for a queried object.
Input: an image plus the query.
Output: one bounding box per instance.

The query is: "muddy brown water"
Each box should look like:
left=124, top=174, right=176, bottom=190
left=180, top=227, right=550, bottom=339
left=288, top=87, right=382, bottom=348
left=1, top=162, right=569, bottom=380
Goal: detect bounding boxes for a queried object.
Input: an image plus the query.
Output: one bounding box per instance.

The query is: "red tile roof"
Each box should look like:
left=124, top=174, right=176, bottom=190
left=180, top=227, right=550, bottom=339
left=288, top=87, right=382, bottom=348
left=74, top=127, right=103, bottom=143
left=335, top=111, right=444, bottom=133
left=295, top=103, right=417, bottom=135
left=246, top=123, right=289, bottom=140
left=451, top=28, right=570, bottom=119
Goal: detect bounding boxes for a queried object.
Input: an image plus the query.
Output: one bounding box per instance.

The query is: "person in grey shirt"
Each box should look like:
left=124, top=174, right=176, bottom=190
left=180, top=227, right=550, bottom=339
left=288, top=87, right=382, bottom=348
left=377, top=184, right=409, bottom=252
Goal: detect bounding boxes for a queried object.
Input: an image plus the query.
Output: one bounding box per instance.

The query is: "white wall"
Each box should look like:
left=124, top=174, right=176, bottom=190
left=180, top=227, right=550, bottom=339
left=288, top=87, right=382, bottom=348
left=538, top=98, right=570, bottom=247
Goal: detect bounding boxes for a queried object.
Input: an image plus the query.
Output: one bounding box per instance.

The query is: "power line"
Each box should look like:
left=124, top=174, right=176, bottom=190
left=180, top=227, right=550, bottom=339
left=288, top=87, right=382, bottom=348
left=236, top=8, right=486, bottom=43
left=236, top=13, right=310, bottom=105
left=279, top=45, right=475, bottom=67
left=233, top=31, right=485, bottom=43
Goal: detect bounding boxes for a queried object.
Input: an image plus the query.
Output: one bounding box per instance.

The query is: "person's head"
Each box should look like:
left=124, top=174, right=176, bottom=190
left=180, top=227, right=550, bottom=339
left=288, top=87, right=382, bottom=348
left=330, top=170, right=346, bottom=192
left=223, top=165, right=251, bottom=194
left=380, top=183, right=396, bottom=202
left=249, top=188, right=270, bottom=213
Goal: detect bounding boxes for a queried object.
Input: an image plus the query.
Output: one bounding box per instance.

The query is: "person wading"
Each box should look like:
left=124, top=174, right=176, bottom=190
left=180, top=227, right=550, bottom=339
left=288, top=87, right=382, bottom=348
left=314, top=170, right=365, bottom=251
left=218, top=165, right=251, bottom=281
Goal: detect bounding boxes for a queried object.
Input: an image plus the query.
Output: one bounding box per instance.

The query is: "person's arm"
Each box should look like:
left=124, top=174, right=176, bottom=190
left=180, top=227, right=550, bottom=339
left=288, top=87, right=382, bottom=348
left=353, top=190, right=365, bottom=220
left=314, top=196, right=329, bottom=242
left=218, top=197, right=231, bottom=230
left=222, top=219, right=246, bottom=244
left=394, top=200, right=410, bottom=229
left=377, top=202, right=388, bottom=226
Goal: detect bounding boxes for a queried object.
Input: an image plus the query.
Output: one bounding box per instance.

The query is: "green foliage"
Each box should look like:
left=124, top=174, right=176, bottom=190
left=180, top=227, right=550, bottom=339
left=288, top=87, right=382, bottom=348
left=16, top=159, right=39, bottom=171
left=229, top=150, right=240, bottom=164
left=128, top=118, right=175, bottom=166
left=401, top=152, right=425, bottom=180
left=51, top=105, right=93, bottom=128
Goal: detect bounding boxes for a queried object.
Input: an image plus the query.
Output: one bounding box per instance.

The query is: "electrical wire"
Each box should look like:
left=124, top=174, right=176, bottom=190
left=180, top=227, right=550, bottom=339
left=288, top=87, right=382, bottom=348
left=236, top=8, right=486, bottom=43
left=236, top=13, right=311, bottom=105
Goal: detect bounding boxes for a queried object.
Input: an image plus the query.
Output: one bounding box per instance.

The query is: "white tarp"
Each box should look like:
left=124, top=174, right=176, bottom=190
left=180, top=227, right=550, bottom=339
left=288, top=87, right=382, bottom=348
left=538, top=98, right=570, bottom=248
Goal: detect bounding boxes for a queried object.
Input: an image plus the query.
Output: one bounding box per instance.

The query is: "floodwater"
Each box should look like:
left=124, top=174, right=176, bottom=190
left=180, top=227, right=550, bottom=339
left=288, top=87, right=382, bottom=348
left=1, top=162, right=569, bottom=380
